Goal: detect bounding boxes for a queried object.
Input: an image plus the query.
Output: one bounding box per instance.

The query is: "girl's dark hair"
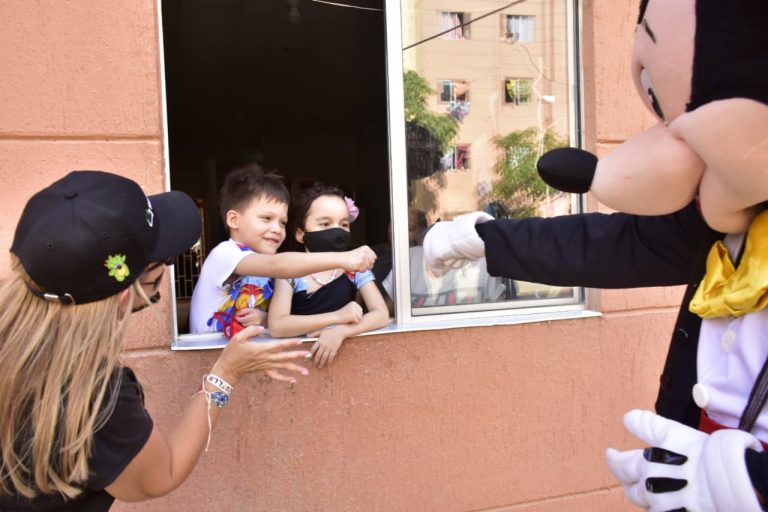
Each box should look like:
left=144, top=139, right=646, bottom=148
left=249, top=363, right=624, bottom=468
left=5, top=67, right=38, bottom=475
left=219, top=163, right=290, bottom=228
left=284, top=182, right=345, bottom=250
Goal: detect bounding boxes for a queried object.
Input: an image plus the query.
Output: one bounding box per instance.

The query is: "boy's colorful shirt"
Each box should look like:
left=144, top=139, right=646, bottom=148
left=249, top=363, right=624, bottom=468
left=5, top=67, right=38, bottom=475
left=206, top=242, right=273, bottom=332
left=189, top=239, right=273, bottom=333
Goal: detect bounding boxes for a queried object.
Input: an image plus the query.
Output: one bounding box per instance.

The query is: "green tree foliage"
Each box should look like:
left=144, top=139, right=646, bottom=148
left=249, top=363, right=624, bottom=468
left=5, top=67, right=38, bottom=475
left=491, top=127, right=567, bottom=218
left=403, top=70, right=458, bottom=153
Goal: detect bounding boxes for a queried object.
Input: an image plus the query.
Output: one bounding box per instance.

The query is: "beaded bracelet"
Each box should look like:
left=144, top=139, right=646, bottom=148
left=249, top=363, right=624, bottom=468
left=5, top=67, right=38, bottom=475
left=209, top=391, right=229, bottom=408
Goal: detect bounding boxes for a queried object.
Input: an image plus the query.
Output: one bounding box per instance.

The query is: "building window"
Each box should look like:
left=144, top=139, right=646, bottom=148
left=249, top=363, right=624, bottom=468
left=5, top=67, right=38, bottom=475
left=399, top=0, right=581, bottom=319
left=504, top=15, right=535, bottom=43
left=437, top=80, right=469, bottom=103
left=504, top=78, right=532, bottom=105
left=441, top=144, right=470, bottom=171
left=161, top=0, right=583, bottom=344
left=438, top=12, right=471, bottom=40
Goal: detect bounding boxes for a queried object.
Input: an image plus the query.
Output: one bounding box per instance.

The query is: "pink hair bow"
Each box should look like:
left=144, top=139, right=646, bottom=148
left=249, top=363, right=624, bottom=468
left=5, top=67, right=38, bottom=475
left=345, top=196, right=359, bottom=223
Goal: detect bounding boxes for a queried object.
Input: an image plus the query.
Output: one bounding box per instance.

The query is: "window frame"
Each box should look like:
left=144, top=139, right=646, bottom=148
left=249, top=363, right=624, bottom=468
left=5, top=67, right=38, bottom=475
left=388, top=0, right=586, bottom=324
left=160, top=0, right=588, bottom=348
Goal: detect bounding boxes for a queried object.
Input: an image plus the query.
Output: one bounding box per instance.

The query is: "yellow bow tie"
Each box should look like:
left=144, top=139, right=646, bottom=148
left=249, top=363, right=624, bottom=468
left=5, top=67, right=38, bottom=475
left=689, top=211, right=768, bottom=318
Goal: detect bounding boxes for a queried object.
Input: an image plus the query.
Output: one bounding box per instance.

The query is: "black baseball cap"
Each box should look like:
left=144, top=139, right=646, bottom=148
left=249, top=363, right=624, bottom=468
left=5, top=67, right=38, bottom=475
left=11, top=170, right=202, bottom=305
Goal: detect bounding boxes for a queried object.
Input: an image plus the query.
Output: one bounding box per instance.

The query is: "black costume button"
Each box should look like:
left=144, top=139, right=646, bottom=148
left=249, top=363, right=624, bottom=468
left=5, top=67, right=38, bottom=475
left=672, top=328, right=688, bottom=343
left=63, top=190, right=78, bottom=199
left=660, top=373, right=671, bottom=391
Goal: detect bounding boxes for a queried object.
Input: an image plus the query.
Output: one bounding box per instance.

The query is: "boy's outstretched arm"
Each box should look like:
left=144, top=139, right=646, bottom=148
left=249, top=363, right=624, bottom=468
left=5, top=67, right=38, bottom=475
left=235, top=246, right=376, bottom=279
left=267, top=279, right=363, bottom=338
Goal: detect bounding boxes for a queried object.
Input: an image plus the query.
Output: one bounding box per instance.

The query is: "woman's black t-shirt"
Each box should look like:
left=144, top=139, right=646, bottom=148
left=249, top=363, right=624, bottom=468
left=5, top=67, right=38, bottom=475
left=0, top=367, right=153, bottom=511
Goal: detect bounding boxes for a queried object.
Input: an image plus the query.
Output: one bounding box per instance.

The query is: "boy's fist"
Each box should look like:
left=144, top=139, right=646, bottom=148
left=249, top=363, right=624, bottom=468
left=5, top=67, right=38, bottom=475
left=343, top=246, right=376, bottom=272
left=423, top=212, right=493, bottom=276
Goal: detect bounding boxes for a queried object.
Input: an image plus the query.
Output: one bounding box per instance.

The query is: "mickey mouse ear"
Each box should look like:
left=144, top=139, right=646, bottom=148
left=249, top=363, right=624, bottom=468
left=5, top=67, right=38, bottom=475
left=536, top=147, right=597, bottom=194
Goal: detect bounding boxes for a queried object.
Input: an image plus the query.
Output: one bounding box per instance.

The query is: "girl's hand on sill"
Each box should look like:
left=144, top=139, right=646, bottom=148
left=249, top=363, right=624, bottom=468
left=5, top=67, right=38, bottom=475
left=310, top=327, right=347, bottom=368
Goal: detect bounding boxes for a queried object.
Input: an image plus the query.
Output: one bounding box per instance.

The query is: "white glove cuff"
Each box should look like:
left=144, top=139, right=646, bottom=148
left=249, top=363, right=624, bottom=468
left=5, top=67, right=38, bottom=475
left=450, top=212, right=493, bottom=260
left=704, top=429, right=764, bottom=512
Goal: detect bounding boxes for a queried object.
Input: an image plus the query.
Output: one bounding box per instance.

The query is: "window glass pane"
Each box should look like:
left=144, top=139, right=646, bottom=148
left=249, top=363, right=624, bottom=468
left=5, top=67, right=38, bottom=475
left=401, top=0, right=580, bottom=315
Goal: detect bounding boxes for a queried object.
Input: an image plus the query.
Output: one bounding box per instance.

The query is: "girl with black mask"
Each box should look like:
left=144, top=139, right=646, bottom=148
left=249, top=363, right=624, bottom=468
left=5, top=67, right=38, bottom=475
left=268, top=183, right=389, bottom=368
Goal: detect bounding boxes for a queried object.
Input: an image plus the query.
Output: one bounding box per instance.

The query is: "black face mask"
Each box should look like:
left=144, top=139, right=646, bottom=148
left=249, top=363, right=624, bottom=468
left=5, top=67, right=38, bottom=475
left=302, top=227, right=351, bottom=252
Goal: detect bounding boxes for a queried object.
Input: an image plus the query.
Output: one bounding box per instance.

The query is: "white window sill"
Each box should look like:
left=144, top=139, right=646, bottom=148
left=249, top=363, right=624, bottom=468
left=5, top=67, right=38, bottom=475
left=171, top=308, right=602, bottom=351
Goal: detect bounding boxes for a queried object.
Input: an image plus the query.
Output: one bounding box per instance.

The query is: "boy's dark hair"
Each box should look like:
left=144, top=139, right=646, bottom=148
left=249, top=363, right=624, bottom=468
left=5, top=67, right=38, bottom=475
left=288, top=182, right=345, bottom=239
left=219, top=163, right=290, bottom=229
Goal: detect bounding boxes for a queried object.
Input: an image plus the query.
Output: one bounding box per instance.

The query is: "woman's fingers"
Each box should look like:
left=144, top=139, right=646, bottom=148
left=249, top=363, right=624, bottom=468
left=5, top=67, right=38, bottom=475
left=265, top=349, right=312, bottom=361
left=265, top=369, right=297, bottom=383
left=280, top=362, right=310, bottom=375
left=230, top=325, right=265, bottom=343
left=259, top=340, right=307, bottom=355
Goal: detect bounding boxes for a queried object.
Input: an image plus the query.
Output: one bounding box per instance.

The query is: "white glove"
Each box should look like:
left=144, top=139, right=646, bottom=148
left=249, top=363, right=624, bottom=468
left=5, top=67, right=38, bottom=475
left=606, top=409, right=763, bottom=512
left=422, top=212, right=493, bottom=277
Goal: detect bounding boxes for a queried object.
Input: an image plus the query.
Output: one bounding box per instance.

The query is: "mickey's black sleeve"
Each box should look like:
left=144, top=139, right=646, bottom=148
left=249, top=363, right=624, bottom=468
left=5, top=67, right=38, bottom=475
left=86, top=367, right=154, bottom=491
left=475, top=202, right=720, bottom=289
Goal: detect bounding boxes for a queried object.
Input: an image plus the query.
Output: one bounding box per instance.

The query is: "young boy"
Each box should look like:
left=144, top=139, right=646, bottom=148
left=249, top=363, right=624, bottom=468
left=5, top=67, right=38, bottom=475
left=189, top=163, right=376, bottom=334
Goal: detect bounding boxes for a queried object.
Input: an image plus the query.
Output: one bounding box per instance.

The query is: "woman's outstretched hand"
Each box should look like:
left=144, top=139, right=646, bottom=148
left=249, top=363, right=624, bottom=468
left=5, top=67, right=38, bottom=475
left=212, top=325, right=311, bottom=384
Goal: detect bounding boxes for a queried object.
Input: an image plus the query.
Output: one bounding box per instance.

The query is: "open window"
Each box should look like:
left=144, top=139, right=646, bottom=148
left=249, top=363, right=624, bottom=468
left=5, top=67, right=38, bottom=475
left=437, top=80, right=469, bottom=103
left=503, top=14, right=536, bottom=43
left=504, top=78, right=533, bottom=105
left=160, top=0, right=583, bottom=347
left=440, top=144, right=470, bottom=171
left=437, top=11, right=471, bottom=40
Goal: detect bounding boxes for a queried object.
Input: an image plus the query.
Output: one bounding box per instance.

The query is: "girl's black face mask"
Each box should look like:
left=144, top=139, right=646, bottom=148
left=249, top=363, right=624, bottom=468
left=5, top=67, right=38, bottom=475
left=302, top=227, right=351, bottom=252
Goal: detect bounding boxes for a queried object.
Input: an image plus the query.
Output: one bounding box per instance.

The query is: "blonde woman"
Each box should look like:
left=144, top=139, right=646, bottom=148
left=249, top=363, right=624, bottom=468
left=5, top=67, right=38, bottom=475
left=0, top=171, right=310, bottom=511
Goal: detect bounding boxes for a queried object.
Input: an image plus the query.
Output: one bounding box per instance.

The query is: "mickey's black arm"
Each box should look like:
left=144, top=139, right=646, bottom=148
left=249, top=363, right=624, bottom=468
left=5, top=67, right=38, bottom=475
left=475, top=201, right=721, bottom=289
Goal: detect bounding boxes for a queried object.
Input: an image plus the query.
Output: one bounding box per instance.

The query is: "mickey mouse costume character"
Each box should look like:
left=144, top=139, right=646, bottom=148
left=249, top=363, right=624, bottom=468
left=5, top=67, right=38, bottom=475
left=423, top=0, right=768, bottom=510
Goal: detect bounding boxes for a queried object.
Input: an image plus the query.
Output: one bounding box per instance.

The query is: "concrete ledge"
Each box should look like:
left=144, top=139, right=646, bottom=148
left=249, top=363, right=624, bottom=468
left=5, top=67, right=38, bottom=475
left=172, top=308, right=603, bottom=350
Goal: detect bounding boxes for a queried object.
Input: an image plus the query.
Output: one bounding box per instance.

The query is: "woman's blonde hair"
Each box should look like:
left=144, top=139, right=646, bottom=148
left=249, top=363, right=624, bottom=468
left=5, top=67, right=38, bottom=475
left=0, top=258, right=147, bottom=498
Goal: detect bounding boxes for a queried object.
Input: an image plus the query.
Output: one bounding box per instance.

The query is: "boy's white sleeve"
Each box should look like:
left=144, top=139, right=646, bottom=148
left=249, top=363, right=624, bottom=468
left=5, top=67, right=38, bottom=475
left=188, top=241, right=255, bottom=333
left=204, top=241, right=254, bottom=288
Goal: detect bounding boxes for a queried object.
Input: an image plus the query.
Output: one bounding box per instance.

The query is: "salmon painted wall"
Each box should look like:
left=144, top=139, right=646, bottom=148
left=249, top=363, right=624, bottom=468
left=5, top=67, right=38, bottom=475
left=0, top=1, right=679, bottom=510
